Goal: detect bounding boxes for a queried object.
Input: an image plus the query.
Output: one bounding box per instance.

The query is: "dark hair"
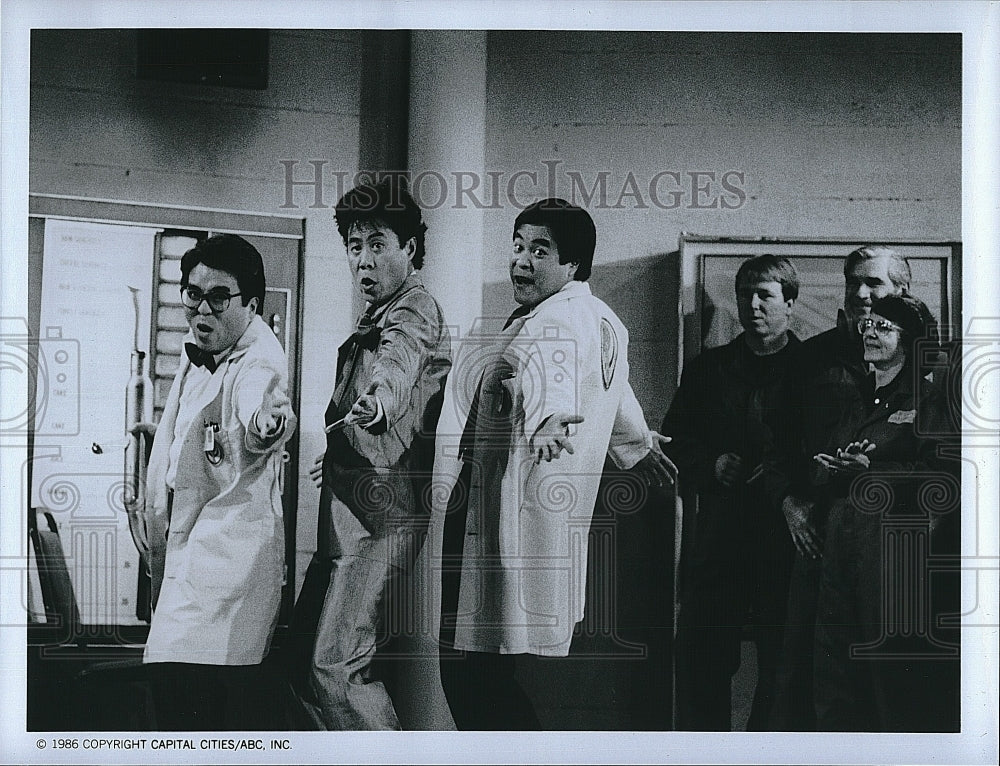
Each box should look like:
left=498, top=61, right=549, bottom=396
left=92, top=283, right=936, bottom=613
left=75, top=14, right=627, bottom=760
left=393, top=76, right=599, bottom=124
left=844, top=245, right=912, bottom=292
left=334, top=178, right=427, bottom=269
left=180, top=233, right=265, bottom=315
left=513, top=198, right=596, bottom=282
left=869, top=293, right=939, bottom=360
left=735, top=254, right=800, bottom=301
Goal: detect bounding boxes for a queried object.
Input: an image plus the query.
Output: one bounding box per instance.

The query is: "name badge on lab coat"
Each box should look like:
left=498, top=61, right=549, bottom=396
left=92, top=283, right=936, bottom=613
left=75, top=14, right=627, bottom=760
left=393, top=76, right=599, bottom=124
left=204, top=422, right=223, bottom=464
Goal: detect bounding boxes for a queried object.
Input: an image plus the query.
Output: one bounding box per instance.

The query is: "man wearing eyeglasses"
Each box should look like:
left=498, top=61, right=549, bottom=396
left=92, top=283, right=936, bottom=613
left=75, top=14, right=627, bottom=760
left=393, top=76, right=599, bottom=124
left=135, top=233, right=296, bottom=730
left=768, top=245, right=911, bottom=730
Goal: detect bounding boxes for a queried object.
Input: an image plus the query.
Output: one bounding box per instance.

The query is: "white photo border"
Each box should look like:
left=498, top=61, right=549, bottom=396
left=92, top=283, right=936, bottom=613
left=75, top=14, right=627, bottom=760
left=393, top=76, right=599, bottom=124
left=2, top=1, right=997, bottom=764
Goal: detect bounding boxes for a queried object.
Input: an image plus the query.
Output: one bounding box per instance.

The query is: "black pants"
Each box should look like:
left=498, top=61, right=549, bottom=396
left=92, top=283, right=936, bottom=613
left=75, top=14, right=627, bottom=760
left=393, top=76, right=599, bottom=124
left=438, top=462, right=540, bottom=731
left=813, top=503, right=960, bottom=732
left=674, top=497, right=793, bottom=731
left=438, top=650, right=541, bottom=731
left=768, top=550, right=823, bottom=731
left=148, top=661, right=278, bottom=731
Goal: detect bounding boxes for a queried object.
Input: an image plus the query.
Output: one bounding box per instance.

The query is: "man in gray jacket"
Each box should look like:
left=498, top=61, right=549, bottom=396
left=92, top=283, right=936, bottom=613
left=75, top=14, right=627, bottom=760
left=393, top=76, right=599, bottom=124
left=290, top=178, right=451, bottom=729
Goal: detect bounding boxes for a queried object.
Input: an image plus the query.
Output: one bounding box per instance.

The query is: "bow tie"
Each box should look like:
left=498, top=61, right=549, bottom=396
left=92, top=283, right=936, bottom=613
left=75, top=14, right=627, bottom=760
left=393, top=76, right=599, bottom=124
left=185, top=342, right=219, bottom=373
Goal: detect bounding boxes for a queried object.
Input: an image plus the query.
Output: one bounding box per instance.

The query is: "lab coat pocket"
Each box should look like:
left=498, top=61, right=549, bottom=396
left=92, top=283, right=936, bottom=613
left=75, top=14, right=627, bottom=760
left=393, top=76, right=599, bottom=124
left=185, top=516, right=276, bottom=595
left=209, top=427, right=239, bottom=482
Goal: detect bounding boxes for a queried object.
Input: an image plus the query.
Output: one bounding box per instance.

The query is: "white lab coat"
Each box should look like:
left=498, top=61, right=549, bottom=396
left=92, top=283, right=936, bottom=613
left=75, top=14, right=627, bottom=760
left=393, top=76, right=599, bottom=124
left=143, top=315, right=295, bottom=666
left=452, top=281, right=651, bottom=657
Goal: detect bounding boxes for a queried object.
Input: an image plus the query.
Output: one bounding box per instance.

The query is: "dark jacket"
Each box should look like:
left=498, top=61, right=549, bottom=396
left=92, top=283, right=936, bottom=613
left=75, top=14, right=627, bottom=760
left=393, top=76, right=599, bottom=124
left=765, top=316, right=873, bottom=512
left=813, top=355, right=961, bottom=732
left=663, top=331, right=800, bottom=520
left=821, top=360, right=959, bottom=526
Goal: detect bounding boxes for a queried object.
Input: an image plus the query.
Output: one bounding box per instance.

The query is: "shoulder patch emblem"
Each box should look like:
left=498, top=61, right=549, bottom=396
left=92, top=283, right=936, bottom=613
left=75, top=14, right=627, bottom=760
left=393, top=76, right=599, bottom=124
left=600, top=318, right=618, bottom=390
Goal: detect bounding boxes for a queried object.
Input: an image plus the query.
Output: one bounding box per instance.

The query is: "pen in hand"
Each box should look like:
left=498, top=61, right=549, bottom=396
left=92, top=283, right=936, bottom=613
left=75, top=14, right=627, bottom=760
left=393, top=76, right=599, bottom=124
left=745, top=463, right=766, bottom=485
left=325, top=416, right=352, bottom=433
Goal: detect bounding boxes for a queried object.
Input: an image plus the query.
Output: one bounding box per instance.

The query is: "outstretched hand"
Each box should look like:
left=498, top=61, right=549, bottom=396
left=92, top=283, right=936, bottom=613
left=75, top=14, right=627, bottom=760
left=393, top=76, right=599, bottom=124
left=531, top=412, right=585, bottom=464
left=634, top=430, right=675, bottom=488
left=257, top=374, right=291, bottom=435
left=346, top=383, right=381, bottom=428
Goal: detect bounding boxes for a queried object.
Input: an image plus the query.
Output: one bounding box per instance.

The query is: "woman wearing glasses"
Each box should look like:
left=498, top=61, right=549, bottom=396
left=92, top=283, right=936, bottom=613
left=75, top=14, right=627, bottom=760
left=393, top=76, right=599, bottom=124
left=810, top=294, right=960, bottom=731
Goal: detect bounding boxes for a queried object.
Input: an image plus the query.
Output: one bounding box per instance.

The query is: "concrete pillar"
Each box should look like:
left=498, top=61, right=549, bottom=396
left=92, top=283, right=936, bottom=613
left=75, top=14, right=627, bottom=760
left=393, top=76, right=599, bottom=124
left=397, top=29, right=489, bottom=731
left=409, top=30, right=488, bottom=339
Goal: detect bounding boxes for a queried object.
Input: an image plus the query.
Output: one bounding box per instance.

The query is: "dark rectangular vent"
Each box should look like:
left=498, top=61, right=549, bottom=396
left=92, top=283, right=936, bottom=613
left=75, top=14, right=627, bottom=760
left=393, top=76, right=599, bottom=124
left=137, top=29, right=268, bottom=89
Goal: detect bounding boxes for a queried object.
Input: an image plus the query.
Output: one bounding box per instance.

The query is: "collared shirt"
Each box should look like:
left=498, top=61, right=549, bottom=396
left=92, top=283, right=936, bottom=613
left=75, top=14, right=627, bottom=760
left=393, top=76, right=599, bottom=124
left=869, top=363, right=909, bottom=413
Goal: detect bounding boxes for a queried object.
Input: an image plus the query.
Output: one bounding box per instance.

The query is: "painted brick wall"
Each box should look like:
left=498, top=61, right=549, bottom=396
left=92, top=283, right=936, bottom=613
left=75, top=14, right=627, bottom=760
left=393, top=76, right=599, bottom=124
left=482, top=31, right=961, bottom=424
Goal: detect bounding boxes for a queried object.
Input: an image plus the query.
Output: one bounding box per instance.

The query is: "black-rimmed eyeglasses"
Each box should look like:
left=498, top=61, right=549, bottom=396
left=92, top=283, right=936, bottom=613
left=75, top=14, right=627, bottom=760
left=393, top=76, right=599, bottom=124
left=180, top=286, right=242, bottom=313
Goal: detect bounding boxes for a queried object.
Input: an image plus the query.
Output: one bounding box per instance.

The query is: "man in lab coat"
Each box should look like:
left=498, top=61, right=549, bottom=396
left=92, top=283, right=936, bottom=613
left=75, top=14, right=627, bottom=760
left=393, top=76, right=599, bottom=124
left=437, top=198, right=674, bottom=729
left=137, top=233, right=296, bottom=730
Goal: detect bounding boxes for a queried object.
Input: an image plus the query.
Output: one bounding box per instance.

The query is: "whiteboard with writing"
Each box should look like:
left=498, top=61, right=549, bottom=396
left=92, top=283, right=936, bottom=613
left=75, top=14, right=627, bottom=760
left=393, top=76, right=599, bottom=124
left=31, top=218, right=158, bottom=626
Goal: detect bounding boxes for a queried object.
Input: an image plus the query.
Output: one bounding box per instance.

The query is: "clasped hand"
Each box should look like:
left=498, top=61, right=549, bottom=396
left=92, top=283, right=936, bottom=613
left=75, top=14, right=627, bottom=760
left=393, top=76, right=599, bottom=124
left=714, top=452, right=742, bottom=487
left=814, top=439, right=875, bottom=474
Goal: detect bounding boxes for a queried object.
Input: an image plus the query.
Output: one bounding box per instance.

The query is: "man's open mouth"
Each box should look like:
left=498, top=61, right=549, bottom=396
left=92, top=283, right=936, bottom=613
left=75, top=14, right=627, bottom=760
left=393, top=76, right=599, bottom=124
left=360, top=277, right=377, bottom=288
left=512, top=276, right=533, bottom=287
left=196, top=322, right=213, bottom=333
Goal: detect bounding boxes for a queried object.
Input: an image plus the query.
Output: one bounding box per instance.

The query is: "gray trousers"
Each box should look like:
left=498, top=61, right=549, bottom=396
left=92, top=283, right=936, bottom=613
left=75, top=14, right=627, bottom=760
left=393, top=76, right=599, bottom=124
left=290, top=488, right=427, bottom=730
